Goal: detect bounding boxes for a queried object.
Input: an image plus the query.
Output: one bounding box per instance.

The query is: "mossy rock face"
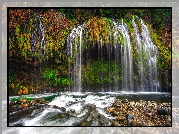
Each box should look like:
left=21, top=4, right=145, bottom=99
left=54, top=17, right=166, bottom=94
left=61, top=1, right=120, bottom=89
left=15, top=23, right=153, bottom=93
left=8, top=9, right=171, bottom=94
left=85, top=17, right=114, bottom=45
left=9, top=9, right=73, bottom=61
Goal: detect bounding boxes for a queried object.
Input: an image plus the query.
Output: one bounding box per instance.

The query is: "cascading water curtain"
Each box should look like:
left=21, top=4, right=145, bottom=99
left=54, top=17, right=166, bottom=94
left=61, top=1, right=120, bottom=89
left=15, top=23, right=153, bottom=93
left=39, top=16, right=46, bottom=57
left=132, top=16, right=160, bottom=92
left=30, top=16, right=46, bottom=57
left=113, top=20, right=134, bottom=91
left=67, top=25, right=84, bottom=92
left=67, top=17, right=159, bottom=92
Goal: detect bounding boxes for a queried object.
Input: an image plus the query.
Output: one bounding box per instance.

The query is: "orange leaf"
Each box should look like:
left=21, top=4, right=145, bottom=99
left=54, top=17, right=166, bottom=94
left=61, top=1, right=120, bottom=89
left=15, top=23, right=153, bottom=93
left=11, top=83, right=14, bottom=89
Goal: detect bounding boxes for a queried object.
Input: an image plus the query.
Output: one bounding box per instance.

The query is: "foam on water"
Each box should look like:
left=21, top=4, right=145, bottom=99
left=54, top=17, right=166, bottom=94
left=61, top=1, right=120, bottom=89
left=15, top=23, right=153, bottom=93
left=7, top=91, right=171, bottom=127
left=67, top=102, right=83, bottom=114
left=84, top=94, right=115, bottom=108
left=48, top=95, right=71, bottom=107
left=24, top=108, right=52, bottom=126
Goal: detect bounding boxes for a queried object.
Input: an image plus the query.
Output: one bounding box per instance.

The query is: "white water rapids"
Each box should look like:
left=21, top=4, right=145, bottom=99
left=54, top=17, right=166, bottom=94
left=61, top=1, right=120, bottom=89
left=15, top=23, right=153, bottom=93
left=6, top=92, right=170, bottom=127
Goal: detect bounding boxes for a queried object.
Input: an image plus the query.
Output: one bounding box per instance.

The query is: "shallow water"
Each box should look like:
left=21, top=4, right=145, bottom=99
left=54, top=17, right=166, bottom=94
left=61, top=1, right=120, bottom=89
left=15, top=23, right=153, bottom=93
left=7, top=92, right=171, bottom=127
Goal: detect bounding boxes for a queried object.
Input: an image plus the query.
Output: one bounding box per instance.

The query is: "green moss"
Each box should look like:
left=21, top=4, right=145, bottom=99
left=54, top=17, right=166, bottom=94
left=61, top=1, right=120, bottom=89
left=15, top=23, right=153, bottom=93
left=81, top=61, right=122, bottom=86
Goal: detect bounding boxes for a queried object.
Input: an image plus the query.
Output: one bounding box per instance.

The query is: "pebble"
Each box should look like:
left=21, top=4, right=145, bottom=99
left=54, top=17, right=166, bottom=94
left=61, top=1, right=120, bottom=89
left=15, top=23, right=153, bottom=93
left=145, top=112, right=152, bottom=117
left=117, top=115, right=125, bottom=121
left=105, top=99, right=171, bottom=126
left=127, top=114, right=134, bottom=121
left=9, top=98, right=49, bottom=113
left=129, top=120, right=146, bottom=126
left=123, top=99, right=128, bottom=103
left=60, top=107, right=66, bottom=112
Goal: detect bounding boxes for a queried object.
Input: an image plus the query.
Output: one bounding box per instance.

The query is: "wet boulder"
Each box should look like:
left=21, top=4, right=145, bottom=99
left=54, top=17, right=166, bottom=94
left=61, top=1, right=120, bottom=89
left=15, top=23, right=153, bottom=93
left=157, top=107, right=169, bottom=115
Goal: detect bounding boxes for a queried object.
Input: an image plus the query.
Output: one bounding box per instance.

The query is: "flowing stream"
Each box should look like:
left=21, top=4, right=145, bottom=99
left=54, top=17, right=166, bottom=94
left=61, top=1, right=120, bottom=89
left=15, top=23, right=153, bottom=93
left=8, top=92, right=171, bottom=127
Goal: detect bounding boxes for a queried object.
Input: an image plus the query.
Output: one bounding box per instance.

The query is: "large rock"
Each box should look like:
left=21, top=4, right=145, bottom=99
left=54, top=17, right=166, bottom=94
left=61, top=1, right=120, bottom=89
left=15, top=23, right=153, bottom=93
left=9, top=104, right=48, bottom=124
left=157, top=107, right=169, bottom=115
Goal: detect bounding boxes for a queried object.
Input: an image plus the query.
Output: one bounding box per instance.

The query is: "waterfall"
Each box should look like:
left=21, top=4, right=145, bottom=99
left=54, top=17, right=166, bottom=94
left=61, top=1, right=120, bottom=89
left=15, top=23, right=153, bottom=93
left=29, top=16, right=46, bottom=92
left=39, top=16, right=45, bottom=57
left=67, top=17, right=159, bottom=92
left=132, top=17, right=143, bottom=91
left=113, top=19, right=134, bottom=91
left=106, top=43, right=112, bottom=91
left=67, top=25, right=84, bottom=92
left=133, top=16, right=159, bottom=92
left=30, top=17, right=45, bottom=56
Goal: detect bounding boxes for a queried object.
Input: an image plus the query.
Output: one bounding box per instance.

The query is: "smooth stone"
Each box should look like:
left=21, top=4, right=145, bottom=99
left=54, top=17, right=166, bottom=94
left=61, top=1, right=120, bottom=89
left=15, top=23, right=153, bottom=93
left=101, top=102, right=107, bottom=105
left=129, top=102, right=135, bottom=106
left=53, top=105, right=59, bottom=108
left=151, top=101, right=155, bottom=103
left=60, top=113, right=66, bottom=117
left=70, top=109, right=76, bottom=114
left=157, top=107, right=168, bottom=115
left=60, top=107, right=66, bottom=112
left=145, top=112, right=152, bottom=117
left=123, top=99, right=128, bottom=103
left=156, top=124, right=163, bottom=126
left=127, top=114, right=134, bottom=121
left=139, top=100, right=143, bottom=103
left=111, top=111, right=118, bottom=116
left=117, top=115, right=125, bottom=121
left=165, top=118, right=171, bottom=123
left=19, top=98, right=27, bottom=103
left=81, top=122, right=86, bottom=126
left=165, top=122, right=171, bottom=126
left=162, top=103, right=170, bottom=107
left=9, top=101, right=15, bottom=106
left=113, top=102, right=118, bottom=107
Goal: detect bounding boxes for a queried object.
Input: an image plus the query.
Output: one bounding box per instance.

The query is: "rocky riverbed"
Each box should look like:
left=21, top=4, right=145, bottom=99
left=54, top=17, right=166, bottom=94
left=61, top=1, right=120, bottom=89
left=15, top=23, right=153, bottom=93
left=9, top=98, right=50, bottom=113
left=9, top=98, right=50, bottom=125
left=8, top=97, right=171, bottom=126
left=104, top=99, right=171, bottom=126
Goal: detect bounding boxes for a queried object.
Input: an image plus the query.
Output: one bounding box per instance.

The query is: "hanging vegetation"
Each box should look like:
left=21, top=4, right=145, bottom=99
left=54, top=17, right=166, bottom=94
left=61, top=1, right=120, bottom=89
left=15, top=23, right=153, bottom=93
left=8, top=8, right=171, bottom=95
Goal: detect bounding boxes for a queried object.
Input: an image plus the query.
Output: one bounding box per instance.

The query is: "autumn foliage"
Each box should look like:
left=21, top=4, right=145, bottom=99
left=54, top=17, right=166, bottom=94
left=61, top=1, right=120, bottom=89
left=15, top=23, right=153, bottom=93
left=9, top=9, right=73, bottom=95
left=85, top=17, right=113, bottom=44
left=8, top=8, right=172, bottom=95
